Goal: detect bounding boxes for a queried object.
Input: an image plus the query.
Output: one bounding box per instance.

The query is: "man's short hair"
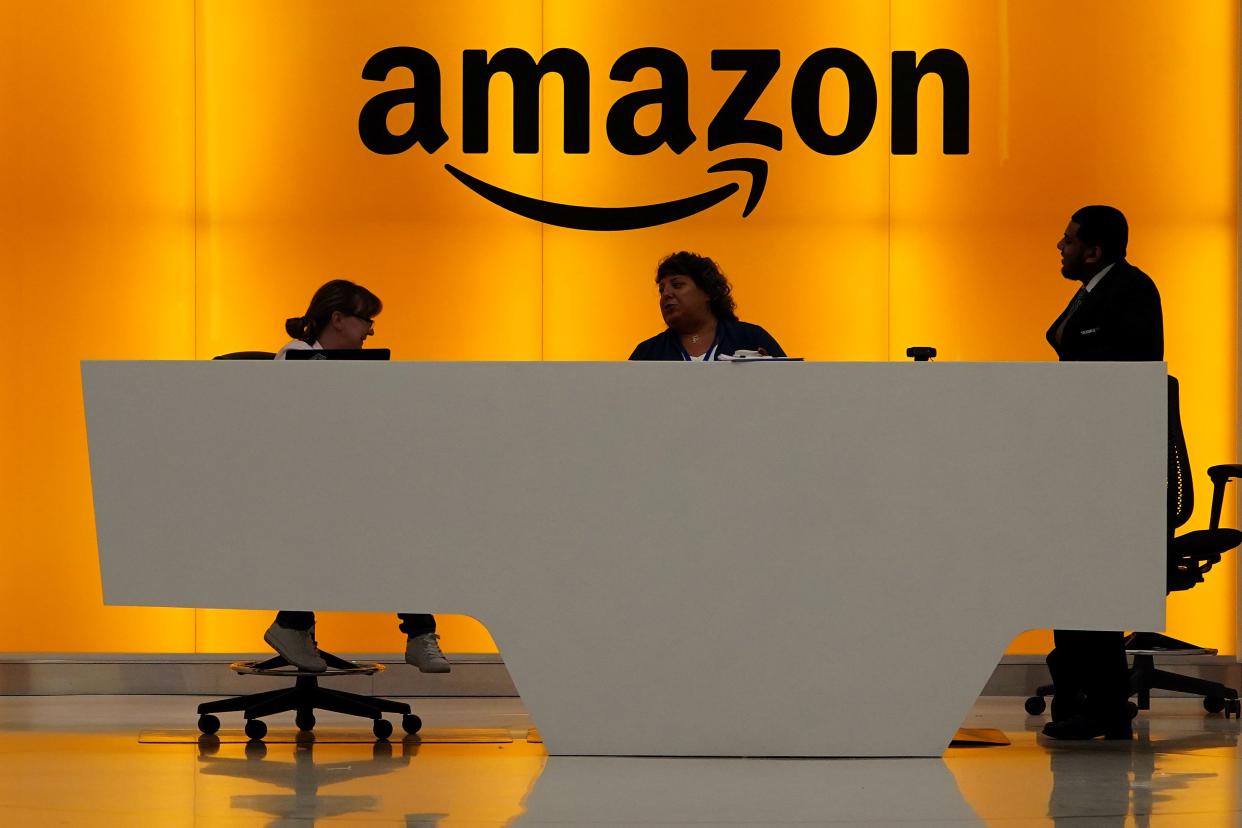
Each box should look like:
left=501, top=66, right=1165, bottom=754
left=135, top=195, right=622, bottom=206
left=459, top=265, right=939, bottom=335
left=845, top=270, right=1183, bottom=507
left=1071, top=205, right=1129, bottom=262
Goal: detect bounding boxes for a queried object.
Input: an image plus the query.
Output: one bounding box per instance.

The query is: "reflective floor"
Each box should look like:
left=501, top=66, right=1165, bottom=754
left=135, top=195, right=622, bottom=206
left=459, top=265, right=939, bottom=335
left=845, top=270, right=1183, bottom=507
left=0, top=695, right=1240, bottom=825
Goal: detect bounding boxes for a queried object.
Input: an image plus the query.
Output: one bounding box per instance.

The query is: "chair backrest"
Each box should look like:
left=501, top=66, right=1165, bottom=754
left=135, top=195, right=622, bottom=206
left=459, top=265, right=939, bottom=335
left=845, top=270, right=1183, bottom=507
left=1169, top=375, right=1193, bottom=534
left=213, top=351, right=276, bottom=360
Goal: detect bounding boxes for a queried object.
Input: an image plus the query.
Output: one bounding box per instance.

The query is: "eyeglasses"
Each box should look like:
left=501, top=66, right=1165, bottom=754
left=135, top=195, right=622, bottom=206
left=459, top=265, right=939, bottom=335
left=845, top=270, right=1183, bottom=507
left=349, top=313, right=374, bottom=327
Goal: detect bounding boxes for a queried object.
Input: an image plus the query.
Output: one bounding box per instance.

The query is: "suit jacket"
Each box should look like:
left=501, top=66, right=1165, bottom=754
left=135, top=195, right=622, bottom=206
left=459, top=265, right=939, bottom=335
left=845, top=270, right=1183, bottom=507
left=1045, top=260, right=1164, bottom=362
left=628, top=319, right=786, bottom=361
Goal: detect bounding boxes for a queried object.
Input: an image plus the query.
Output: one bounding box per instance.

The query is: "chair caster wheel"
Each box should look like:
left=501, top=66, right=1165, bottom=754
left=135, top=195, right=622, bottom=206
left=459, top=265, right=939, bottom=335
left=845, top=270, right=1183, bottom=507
left=1024, top=697, right=1046, bottom=716
left=1126, top=702, right=1139, bottom=720
left=1204, top=696, right=1226, bottom=714
left=197, top=714, right=221, bottom=735
left=402, top=714, right=423, bottom=735
left=244, top=718, right=268, bottom=740
left=1226, top=699, right=1241, bottom=719
left=295, top=712, right=316, bottom=732
left=373, top=718, right=393, bottom=740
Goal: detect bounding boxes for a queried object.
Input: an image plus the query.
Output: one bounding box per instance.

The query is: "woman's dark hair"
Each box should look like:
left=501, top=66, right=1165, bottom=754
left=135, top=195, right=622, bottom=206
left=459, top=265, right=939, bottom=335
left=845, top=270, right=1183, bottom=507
left=655, top=251, right=738, bottom=322
left=285, top=279, right=382, bottom=343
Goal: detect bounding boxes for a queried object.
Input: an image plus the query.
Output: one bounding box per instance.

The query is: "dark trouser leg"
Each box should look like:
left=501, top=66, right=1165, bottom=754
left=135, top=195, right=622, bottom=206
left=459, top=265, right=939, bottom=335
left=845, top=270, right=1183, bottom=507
left=1046, top=642, right=1081, bottom=720
left=1052, top=629, right=1129, bottom=720
left=1047, top=640, right=1078, bottom=697
left=276, top=611, right=315, bottom=631
left=397, top=613, right=436, bottom=637
left=1081, top=630, right=1130, bottom=717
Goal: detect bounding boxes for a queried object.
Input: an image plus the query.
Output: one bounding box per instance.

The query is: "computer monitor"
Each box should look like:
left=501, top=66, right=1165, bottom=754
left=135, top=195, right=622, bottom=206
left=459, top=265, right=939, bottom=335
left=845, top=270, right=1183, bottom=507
left=284, top=348, right=391, bottom=361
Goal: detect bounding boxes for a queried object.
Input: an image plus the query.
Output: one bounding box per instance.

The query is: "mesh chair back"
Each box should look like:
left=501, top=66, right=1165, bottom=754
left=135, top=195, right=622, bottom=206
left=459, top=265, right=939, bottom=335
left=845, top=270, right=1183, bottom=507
left=1168, top=375, right=1193, bottom=534
left=213, top=351, right=276, bottom=360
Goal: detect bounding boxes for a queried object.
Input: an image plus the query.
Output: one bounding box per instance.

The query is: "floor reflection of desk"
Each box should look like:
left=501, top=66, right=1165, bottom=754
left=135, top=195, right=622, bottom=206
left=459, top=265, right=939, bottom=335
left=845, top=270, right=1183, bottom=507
left=512, top=756, right=980, bottom=825
left=85, top=361, right=1167, bottom=756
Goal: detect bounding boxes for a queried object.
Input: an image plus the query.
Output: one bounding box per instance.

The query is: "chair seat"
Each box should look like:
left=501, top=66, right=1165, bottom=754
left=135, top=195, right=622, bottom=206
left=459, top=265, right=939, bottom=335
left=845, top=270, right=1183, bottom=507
left=1172, top=528, right=1242, bottom=562
left=1168, top=529, right=1242, bottom=591
left=230, top=659, right=383, bottom=677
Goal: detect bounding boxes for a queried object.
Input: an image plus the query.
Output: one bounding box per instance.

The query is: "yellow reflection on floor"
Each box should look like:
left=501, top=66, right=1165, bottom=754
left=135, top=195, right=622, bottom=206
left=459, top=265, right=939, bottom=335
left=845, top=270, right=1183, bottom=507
left=0, top=733, right=546, bottom=826
left=197, top=740, right=545, bottom=826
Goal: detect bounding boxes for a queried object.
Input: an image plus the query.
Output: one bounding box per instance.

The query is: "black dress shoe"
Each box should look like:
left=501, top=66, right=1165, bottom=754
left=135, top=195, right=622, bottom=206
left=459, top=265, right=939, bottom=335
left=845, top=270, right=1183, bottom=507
left=1041, top=714, right=1132, bottom=741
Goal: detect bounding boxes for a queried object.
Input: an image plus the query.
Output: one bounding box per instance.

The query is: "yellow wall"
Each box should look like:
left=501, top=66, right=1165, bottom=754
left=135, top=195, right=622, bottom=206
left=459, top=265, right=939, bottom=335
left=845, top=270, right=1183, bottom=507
left=1, top=1, right=198, bottom=651
left=0, top=1, right=1235, bottom=656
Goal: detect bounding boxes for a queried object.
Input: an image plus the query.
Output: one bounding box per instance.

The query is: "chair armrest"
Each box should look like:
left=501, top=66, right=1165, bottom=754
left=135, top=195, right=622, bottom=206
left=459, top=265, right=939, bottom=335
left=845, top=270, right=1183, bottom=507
left=1207, top=465, right=1242, bottom=530
left=1208, top=464, right=1242, bottom=482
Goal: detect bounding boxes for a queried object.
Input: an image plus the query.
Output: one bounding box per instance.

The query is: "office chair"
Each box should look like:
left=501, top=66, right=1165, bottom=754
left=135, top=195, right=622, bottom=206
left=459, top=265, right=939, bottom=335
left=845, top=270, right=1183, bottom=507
left=1026, top=376, right=1242, bottom=719
left=196, top=350, right=422, bottom=741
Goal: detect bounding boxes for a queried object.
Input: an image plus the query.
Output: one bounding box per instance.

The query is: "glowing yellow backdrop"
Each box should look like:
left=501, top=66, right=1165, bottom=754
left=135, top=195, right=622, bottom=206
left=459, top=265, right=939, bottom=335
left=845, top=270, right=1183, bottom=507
left=0, top=1, right=1235, bottom=656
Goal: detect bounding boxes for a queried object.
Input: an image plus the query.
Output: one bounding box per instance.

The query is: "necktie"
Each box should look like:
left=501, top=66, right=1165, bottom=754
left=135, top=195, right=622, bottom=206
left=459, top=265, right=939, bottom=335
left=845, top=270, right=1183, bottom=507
left=1054, top=288, right=1087, bottom=346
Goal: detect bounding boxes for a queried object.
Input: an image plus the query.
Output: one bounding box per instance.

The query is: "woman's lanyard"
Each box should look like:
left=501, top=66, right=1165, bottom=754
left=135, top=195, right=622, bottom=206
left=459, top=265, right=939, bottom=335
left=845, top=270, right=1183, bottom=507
left=677, top=329, right=720, bottom=362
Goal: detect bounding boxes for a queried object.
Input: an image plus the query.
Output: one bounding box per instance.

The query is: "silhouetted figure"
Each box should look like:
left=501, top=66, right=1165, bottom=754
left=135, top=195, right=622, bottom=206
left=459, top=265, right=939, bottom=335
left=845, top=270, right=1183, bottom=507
left=1041, top=206, right=1163, bottom=741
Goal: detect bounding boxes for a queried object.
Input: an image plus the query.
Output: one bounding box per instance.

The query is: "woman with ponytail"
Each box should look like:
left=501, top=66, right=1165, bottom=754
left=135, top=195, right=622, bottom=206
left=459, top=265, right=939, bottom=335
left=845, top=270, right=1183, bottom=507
left=275, top=279, right=383, bottom=359
left=267, top=279, right=450, bottom=676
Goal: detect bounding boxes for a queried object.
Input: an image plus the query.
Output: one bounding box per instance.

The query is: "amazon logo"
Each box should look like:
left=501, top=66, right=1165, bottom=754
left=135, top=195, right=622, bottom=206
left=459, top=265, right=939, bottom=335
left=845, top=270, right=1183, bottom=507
left=358, top=46, right=969, bottom=231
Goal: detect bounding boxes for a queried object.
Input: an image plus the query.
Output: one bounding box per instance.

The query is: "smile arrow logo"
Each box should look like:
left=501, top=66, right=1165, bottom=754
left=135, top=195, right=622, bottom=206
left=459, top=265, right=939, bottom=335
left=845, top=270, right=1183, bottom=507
left=443, top=158, right=769, bottom=231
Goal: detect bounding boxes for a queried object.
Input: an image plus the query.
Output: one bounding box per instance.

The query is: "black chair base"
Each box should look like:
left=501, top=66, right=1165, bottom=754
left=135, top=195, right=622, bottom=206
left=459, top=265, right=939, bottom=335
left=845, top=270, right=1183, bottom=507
left=1127, top=654, right=1239, bottom=716
left=1024, top=638, right=1240, bottom=719
left=195, top=651, right=422, bottom=741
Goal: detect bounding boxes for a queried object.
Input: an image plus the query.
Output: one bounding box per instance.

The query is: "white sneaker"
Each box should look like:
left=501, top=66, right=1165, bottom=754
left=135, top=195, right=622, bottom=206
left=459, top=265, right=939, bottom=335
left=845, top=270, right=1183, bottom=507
left=264, top=622, right=327, bottom=672
left=405, top=633, right=451, bottom=673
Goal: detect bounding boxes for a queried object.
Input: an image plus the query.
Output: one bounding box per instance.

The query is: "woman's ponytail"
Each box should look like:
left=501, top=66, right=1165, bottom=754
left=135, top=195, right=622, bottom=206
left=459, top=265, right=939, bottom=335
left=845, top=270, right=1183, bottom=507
left=285, top=316, right=308, bottom=339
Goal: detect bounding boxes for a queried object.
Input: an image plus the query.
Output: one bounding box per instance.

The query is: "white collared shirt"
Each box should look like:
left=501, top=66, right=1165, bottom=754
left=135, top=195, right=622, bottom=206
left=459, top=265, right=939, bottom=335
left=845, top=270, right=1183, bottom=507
left=275, top=340, right=323, bottom=360
left=1083, top=262, right=1116, bottom=293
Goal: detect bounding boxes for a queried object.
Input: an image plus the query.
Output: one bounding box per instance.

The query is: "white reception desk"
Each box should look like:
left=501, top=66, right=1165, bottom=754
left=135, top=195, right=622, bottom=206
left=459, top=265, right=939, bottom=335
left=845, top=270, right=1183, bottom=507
left=82, top=360, right=1166, bottom=757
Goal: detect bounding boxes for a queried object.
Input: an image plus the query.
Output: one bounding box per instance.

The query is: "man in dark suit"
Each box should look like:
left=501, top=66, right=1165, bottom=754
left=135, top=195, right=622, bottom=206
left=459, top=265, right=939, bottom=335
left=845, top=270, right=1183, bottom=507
left=1042, top=205, right=1164, bottom=741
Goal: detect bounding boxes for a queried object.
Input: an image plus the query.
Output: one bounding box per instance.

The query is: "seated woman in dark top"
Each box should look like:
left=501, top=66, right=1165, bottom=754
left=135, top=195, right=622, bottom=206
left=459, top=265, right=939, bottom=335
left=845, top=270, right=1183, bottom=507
left=629, top=251, right=785, bottom=361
